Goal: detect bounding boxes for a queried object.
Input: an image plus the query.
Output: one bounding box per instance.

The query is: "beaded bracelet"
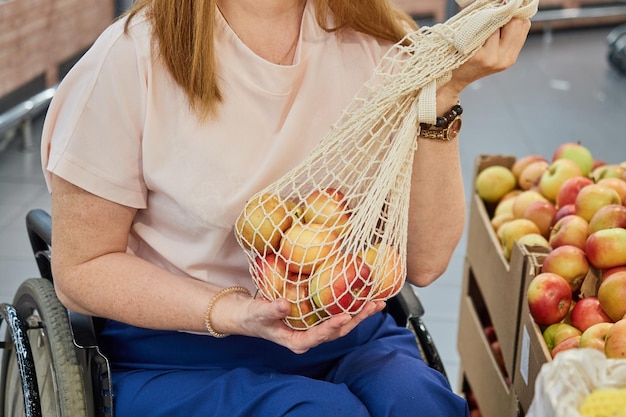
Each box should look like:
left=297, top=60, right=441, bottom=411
left=420, top=103, right=464, bottom=129
left=204, top=286, right=252, bottom=338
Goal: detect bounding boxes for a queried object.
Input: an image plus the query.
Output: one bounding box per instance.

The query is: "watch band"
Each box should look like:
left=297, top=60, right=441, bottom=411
left=418, top=103, right=463, bottom=141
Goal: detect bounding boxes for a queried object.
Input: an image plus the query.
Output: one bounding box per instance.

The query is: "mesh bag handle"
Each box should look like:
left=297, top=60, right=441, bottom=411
left=235, top=0, right=539, bottom=330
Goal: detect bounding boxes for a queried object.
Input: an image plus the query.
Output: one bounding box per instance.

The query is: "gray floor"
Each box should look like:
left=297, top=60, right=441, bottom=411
left=1, top=25, right=625, bottom=395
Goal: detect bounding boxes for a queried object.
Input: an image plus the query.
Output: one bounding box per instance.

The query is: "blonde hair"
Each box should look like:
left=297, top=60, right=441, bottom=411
left=125, top=0, right=417, bottom=119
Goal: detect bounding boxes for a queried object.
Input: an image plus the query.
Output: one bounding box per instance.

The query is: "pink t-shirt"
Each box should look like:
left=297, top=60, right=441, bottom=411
left=42, top=2, right=392, bottom=290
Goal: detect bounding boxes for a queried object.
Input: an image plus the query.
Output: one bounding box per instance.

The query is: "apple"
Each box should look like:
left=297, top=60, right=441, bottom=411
left=475, top=165, right=517, bottom=203
left=591, top=164, right=626, bottom=182
left=597, top=178, right=626, bottom=204
left=512, top=190, right=549, bottom=219
left=494, top=196, right=516, bottom=218
left=604, top=318, right=626, bottom=358
left=517, top=233, right=551, bottom=252
left=552, top=203, right=576, bottom=225
left=483, top=325, right=497, bottom=343
left=236, top=193, right=293, bottom=254
left=588, top=204, right=626, bottom=234
left=542, top=322, right=582, bottom=352
left=585, top=228, right=626, bottom=271
left=491, top=213, right=514, bottom=233
left=570, top=297, right=613, bottom=332
left=282, top=280, right=324, bottom=329
left=518, top=160, right=550, bottom=191
left=597, top=271, right=626, bottom=321
left=540, top=245, right=589, bottom=292
left=602, top=265, right=626, bottom=282
left=579, top=322, right=613, bottom=352
left=512, top=154, right=548, bottom=182
left=575, top=184, right=622, bottom=222
left=309, top=253, right=372, bottom=315
left=551, top=335, right=581, bottom=358
left=253, top=254, right=290, bottom=299
left=527, top=272, right=573, bottom=326
left=302, top=188, right=351, bottom=235
left=280, top=222, right=340, bottom=274
left=498, top=218, right=541, bottom=260
left=490, top=340, right=507, bottom=376
left=285, top=199, right=305, bottom=221
left=549, top=214, right=589, bottom=250
left=360, top=244, right=404, bottom=300
left=522, top=200, right=557, bottom=238
left=538, top=159, right=583, bottom=202
left=555, top=176, right=594, bottom=209
left=552, top=142, right=594, bottom=177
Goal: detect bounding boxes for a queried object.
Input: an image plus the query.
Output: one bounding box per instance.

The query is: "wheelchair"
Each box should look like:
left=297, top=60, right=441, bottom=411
left=1, top=208, right=447, bottom=417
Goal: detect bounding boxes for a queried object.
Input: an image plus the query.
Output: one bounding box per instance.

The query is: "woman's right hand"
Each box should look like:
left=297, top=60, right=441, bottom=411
left=215, top=294, right=386, bottom=354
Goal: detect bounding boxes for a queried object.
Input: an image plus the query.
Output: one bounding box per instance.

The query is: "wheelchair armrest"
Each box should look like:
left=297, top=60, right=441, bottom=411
left=26, top=209, right=53, bottom=281
left=386, top=283, right=425, bottom=327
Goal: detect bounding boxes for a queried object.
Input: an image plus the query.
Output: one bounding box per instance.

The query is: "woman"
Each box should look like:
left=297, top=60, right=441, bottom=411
left=41, top=0, right=531, bottom=415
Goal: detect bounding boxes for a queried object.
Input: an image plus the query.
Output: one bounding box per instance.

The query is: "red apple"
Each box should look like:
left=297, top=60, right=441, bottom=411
left=602, top=265, right=626, bottom=282
left=570, top=297, right=613, bottom=332
left=588, top=204, right=626, bottom=234
left=522, top=200, right=557, bottom=238
left=518, top=160, right=550, bottom=191
left=575, top=184, right=622, bottom=222
left=555, top=176, right=594, bottom=209
left=597, top=178, right=626, bottom=204
left=551, top=335, right=581, bottom=358
left=539, top=159, right=583, bottom=202
left=475, top=165, right=517, bottom=203
left=549, top=214, right=589, bottom=250
left=552, top=142, right=594, bottom=177
left=579, top=322, right=613, bottom=352
left=585, top=228, right=626, bottom=270
left=541, top=245, right=589, bottom=292
left=597, top=271, right=626, bottom=321
left=604, top=318, right=626, bottom=358
left=542, top=322, right=582, bottom=352
left=527, top=272, right=573, bottom=326
left=309, top=253, right=373, bottom=315
left=552, top=204, right=576, bottom=225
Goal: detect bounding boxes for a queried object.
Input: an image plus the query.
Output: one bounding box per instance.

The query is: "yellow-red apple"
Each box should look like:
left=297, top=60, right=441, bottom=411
left=539, top=159, right=583, bottom=202
left=518, top=160, right=549, bottom=191
left=542, top=322, right=582, bottom=352
left=491, top=213, right=514, bottom=233
left=522, top=200, right=557, bottom=238
left=236, top=193, right=293, bottom=254
left=527, top=272, right=573, bottom=326
left=591, top=164, right=626, bottom=183
left=575, top=184, right=622, bottom=222
left=512, top=154, right=548, bottom=182
left=541, top=245, right=589, bottom=292
left=579, top=322, right=613, bottom=352
left=360, top=244, right=404, bottom=301
left=475, top=165, right=517, bottom=203
left=309, top=253, right=372, bottom=315
left=302, top=188, right=351, bottom=235
left=494, top=196, right=516, bottom=218
left=597, top=271, right=626, bottom=321
left=552, top=142, right=594, bottom=177
left=604, top=318, right=626, bottom=358
left=552, top=204, right=576, bottom=225
left=517, top=233, right=551, bottom=252
left=282, top=280, right=324, bottom=329
left=549, top=214, right=589, bottom=250
left=585, top=229, right=626, bottom=271
left=597, top=178, right=626, bottom=204
left=253, top=254, right=290, bottom=299
left=280, top=223, right=340, bottom=274
left=512, top=190, right=548, bottom=219
left=551, top=335, right=581, bottom=358
left=588, top=204, right=626, bottom=234
left=498, top=218, right=541, bottom=260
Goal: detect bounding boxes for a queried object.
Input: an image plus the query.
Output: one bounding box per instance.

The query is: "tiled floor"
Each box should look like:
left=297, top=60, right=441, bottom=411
left=1, top=24, right=625, bottom=395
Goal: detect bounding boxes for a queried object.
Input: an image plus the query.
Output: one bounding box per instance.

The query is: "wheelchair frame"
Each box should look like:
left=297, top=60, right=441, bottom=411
left=1, top=208, right=447, bottom=417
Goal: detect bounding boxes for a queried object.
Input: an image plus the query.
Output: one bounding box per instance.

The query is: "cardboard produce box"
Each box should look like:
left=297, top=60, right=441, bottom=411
left=458, top=258, right=521, bottom=417
left=465, top=154, right=525, bottom=377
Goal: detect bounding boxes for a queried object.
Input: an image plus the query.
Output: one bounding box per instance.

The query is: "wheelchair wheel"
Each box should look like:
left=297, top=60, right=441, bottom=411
left=1, top=278, right=88, bottom=417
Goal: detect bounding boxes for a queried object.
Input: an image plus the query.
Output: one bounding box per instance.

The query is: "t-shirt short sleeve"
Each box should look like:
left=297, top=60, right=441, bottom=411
left=42, top=19, right=149, bottom=209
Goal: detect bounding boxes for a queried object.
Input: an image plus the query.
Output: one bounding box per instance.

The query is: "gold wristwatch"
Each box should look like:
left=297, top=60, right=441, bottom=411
left=419, top=104, right=463, bottom=141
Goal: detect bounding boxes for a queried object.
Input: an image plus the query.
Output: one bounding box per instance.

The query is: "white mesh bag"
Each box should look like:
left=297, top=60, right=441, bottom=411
left=234, top=0, right=539, bottom=330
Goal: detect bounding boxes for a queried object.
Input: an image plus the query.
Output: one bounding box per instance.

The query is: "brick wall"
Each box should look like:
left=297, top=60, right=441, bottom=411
left=0, top=0, right=115, bottom=98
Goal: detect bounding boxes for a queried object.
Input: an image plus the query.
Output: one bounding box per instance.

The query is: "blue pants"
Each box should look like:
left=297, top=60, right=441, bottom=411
left=99, top=312, right=469, bottom=417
